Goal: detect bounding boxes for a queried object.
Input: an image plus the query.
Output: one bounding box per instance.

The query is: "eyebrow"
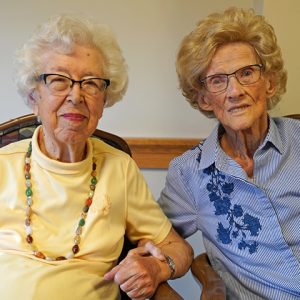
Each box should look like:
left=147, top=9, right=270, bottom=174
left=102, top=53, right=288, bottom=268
left=205, top=63, right=259, bottom=78
left=48, top=68, right=102, bottom=78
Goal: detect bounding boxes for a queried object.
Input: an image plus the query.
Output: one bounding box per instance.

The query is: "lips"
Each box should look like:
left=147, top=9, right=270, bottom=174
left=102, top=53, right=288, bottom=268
left=62, top=113, right=86, bottom=120
left=228, top=105, right=250, bottom=113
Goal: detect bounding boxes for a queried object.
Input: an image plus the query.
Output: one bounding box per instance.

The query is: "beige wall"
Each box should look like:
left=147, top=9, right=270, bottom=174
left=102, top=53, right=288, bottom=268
left=1, top=0, right=254, bottom=139
left=263, top=0, right=300, bottom=116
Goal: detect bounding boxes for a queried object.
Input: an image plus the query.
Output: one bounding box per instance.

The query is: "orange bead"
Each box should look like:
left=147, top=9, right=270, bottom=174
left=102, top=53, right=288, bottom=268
left=34, top=251, right=46, bottom=259
left=86, top=198, right=93, bottom=206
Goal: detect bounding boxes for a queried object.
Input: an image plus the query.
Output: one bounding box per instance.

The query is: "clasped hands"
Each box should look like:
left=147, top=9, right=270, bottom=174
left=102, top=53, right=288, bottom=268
left=104, top=241, right=167, bottom=300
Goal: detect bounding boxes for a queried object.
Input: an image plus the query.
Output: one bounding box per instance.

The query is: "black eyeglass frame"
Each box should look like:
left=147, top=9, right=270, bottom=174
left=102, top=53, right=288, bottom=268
left=38, top=73, right=110, bottom=90
left=200, top=64, right=264, bottom=93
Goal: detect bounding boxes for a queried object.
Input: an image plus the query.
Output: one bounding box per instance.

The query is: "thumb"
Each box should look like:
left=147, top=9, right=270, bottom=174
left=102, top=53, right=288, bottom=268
left=144, top=241, right=166, bottom=261
left=104, top=264, right=121, bottom=281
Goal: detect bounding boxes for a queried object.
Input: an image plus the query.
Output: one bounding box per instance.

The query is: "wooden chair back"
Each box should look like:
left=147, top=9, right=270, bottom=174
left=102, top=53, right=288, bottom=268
left=0, top=114, right=132, bottom=155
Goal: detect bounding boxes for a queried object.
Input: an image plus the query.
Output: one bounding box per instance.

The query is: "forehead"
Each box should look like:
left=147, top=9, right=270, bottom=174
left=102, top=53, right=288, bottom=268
left=207, top=42, right=259, bottom=75
left=39, top=44, right=105, bottom=75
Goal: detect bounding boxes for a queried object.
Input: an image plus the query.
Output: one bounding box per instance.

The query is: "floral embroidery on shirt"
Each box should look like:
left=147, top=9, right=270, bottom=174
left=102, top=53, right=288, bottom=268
left=204, top=165, right=262, bottom=254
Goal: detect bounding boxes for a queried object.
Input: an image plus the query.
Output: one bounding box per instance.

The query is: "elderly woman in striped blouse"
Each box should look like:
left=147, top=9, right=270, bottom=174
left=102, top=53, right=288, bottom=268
left=159, top=7, right=300, bottom=300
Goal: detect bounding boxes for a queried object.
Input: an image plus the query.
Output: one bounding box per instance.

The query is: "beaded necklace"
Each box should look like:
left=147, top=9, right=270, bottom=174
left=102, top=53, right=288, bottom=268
left=24, top=141, right=98, bottom=261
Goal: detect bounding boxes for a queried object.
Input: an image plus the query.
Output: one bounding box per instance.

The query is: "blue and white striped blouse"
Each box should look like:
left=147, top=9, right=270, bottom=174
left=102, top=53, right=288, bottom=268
left=159, top=117, right=300, bottom=300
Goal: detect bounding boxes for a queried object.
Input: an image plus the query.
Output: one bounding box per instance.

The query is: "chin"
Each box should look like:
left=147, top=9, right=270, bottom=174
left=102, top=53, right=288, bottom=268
left=225, top=119, right=253, bottom=132
left=58, top=132, right=87, bottom=145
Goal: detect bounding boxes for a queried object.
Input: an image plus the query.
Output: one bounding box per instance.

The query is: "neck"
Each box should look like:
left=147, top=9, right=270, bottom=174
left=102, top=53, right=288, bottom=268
left=38, top=127, right=87, bottom=163
left=220, top=120, right=269, bottom=178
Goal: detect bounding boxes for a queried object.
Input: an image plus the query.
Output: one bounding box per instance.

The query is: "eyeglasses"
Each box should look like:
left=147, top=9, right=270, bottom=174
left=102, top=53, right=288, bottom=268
left=38, top=73, right=110, bottom=97
left=200, top=64, right=263, bottom=93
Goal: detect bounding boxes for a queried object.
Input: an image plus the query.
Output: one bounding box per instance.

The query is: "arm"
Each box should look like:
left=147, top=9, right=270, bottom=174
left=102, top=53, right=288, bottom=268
left=104, top=158, right=193, bottom=299
left=104, top=228, right=193, bottom=299
left=144, top=228, right=193, bottom=280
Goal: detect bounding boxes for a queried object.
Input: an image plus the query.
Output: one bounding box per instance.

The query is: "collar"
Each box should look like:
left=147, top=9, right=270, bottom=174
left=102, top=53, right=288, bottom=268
left=198, top=116, right=284, bottom=172
left=31, top=126, right=93, bottom=175
left=258, top=117, right=284, bottom=154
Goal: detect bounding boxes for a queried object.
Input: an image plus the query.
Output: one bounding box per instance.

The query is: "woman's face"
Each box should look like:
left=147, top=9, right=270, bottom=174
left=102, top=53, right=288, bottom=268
left=198, top=42, right=276, bottom=133
left=32, top=44, right=106, bottom=146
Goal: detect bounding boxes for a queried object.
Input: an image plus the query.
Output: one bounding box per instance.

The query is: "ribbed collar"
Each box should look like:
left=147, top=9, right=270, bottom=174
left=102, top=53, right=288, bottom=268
left=31, top=126, right=93, bottom=175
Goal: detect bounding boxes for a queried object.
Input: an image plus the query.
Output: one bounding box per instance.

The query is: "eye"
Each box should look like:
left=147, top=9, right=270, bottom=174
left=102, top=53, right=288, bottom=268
left=239, top=67, right=255, bottom=78
left=83, top=79, right=98, bottom=86
left=46, top=75, right=69, bottom=91
left=82, top=79, right=102, bottom=90
left=207, top=75, right=227, bottom=86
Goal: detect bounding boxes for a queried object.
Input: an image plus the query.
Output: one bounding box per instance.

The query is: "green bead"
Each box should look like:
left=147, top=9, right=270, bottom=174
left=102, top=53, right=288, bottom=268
left=79, top=219, right=85, bottom=227
left=26, top=187, right=32, bottom=196
left=91, top=177, right=97, bottom=185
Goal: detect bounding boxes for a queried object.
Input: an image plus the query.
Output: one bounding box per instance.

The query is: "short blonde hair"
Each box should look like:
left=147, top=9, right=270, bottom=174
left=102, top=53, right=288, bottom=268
left=176, top=7, right=287, bottom=117
left=14, top=14, right=128, bottom=108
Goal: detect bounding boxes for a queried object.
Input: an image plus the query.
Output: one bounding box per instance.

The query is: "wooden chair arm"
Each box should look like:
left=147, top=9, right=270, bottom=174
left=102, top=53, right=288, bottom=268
left=191, top=253, right=226, bottom=300
left=152, top=282, right=183, bottom=300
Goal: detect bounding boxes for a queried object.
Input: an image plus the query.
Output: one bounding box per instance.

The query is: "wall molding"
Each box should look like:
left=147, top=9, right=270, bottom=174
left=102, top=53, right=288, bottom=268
left=125, top=137, right=200, bottom=169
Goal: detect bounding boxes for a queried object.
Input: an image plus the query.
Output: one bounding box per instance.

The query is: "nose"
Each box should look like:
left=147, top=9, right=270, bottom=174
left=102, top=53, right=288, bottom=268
left=67, top=83, right=84, bottom=104
left=226, top=75, right=244, bottom=99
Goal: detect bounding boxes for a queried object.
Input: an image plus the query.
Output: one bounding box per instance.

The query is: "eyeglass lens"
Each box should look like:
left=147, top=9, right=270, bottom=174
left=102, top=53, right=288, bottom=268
left=42, top=74, right=109, bottom=96
left=202, top=64, right=262, bottom=93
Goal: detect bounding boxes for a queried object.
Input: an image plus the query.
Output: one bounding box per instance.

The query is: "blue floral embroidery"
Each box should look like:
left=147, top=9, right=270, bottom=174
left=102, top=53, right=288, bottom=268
left=204, top=165, right=262, bottom=254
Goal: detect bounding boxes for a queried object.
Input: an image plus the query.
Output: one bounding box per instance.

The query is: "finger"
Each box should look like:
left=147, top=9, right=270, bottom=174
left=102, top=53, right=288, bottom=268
left=127, top=286, right=150, bottom=300
left=120, top=273, right=141, bottom=292
left=127, top=242, right=165, bottom=261
left=144, top=241, right=165, bottom=261
left=132, top=290, right=145, bottom=300
left=127, top=246, right=151, bottom=258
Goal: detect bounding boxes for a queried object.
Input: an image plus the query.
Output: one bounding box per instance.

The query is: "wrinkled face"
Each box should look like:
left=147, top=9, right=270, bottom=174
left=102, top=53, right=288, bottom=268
left=31, top=44, right=106, bottom=145
left=198, top=42, right=276, bottom=133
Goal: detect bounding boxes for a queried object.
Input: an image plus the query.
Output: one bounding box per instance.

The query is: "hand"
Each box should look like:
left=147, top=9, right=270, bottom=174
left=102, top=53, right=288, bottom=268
left=104, top=241, right=166, bottom=299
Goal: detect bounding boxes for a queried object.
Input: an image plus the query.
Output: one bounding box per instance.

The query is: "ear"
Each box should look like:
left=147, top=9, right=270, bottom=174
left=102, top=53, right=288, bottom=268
left=28, top=89, right=40, bottom=115
left=265, top=74, right=277, bottom=98
left=97, top=109, right=103, bottom=120
left=196, top=91, right=214, bottom=112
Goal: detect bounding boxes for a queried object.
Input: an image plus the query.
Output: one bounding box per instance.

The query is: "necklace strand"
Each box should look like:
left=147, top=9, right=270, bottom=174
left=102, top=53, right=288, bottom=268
left=24, top=141, right=98, bottom=261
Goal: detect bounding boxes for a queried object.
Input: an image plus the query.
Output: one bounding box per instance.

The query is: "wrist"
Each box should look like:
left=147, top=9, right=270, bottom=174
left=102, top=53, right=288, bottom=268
left=164, top=255, right=176, bottom=279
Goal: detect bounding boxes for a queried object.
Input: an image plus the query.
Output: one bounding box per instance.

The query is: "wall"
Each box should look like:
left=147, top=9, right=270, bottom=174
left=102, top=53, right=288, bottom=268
left=1, top=0, right=299, bottom=298
left=1, top=0, right=257, bottom=138
left=263, top=0, right=300, bottom=116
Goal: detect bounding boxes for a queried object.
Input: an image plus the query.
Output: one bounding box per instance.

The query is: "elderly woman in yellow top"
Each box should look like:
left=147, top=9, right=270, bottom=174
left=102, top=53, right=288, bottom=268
left=0, top=15, right=192, bottom=300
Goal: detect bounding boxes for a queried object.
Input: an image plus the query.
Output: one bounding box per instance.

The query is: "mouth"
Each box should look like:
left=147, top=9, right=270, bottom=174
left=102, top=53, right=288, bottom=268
left=228, top=105, right=250, bottom=113
left=62, top=113, right=87, bottom=121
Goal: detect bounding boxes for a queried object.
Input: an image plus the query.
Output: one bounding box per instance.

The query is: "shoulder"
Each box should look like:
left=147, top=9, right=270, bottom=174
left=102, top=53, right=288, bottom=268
left=0, top=139, right=29, bottom=156
left=274, top=115, right=300, bottom=126
left=0, top=139, right=30, bottom=171
left=273, top=116, right=300, bottom=139
left=169, top=141, right=204, bottom=170
left=165, top=142, right=204, bottom=184
left=90, top=137, right=133, bottom=166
